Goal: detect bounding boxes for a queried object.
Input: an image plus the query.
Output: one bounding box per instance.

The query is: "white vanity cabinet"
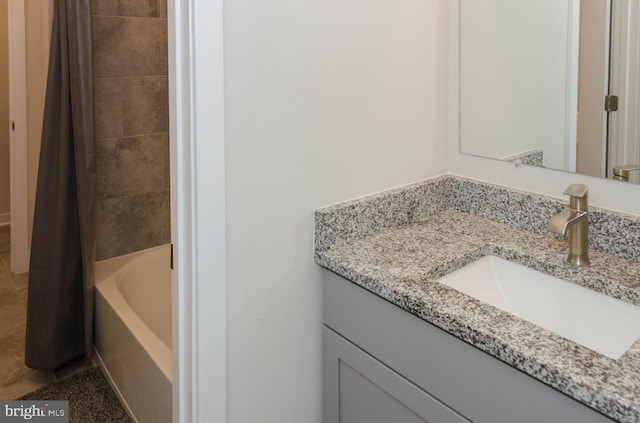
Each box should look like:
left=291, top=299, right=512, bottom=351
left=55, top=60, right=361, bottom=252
left=322, top=269, right=617, bottom=423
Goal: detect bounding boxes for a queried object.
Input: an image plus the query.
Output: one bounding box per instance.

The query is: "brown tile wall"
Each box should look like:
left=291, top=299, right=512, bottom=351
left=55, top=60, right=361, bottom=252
left=91, top=0, right=170, bottom=260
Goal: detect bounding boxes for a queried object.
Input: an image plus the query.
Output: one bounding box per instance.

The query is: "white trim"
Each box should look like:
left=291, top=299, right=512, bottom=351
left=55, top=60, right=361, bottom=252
left=602, top=0, right=613, bottom=175
left=609, top=0, right=640, bottom=183
left=564, top=0, right=580, bottom=172
left=0, top=213, right=9, bottom=226
left=8, top=0, right=29, bottom=274
left=169, top=0, right=227, bottom=422
left=608, top=0, right=622, bottom=175
left=631, top=0, right=640, bottom=172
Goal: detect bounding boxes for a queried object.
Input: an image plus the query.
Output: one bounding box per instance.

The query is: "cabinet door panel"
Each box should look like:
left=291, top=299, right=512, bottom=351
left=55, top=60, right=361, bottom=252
left=340, top=362, right=428, bottom=423
left=324, top=327, right=472, bottom=423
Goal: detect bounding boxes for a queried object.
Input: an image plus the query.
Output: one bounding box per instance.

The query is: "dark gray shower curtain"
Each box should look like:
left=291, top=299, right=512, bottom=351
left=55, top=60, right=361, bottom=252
left=25, top=0, right=96, bottom=371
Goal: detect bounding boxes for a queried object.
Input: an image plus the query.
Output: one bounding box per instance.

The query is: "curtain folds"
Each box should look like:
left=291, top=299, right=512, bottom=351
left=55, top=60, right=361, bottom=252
left=25, top=0, right=96, bottom=371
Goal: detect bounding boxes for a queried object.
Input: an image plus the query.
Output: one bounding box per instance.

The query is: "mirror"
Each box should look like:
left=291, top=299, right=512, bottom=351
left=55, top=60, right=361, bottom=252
left=459, top=0, right=640, bottom=184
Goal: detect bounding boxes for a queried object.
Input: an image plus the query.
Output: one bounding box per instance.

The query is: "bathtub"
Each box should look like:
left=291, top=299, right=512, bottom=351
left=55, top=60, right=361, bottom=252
left=94, top=244, right=172, bottom=423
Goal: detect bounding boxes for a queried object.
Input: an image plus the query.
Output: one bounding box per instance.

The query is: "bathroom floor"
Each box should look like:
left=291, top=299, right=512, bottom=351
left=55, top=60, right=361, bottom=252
left=0, top=225, right=89, bottom=399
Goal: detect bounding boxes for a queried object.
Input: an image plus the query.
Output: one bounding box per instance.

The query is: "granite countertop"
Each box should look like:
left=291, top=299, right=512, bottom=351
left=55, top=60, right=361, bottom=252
left=314, top=175, right=640, bottom=423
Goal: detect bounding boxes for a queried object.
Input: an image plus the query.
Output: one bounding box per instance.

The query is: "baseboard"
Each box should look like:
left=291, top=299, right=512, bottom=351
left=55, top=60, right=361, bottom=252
left=0, top=213, right=9, bottom=227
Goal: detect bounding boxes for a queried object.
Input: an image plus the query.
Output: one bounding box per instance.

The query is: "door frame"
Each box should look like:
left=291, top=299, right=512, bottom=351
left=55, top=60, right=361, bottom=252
left=7, top=0, right=29, bottom=274
left=168, top=0, right=227, bottom=421
left=7, top=0, right=53, bottom=274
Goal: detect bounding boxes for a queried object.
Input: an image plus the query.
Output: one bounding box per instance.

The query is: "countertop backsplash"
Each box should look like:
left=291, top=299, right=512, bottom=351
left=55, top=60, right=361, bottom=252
left=316, top=174, right=640, bottom=263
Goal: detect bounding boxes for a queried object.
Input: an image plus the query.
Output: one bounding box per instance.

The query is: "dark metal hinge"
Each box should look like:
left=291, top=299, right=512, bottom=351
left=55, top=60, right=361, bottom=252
left=605, top=95, right=619, bottom=112
left=170, top=243, right=174, bottom=270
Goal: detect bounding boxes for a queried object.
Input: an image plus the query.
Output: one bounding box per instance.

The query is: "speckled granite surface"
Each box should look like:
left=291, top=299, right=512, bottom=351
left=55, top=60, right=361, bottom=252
left=503, top=149, right=544, bottom=167
left=450, top=177, right=640, bottom=262
left=315, top=175, right=640, bottom=423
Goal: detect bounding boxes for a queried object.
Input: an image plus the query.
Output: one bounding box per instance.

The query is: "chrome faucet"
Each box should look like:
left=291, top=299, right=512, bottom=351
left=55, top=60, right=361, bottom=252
left=547, top=184, right=590, bottom=266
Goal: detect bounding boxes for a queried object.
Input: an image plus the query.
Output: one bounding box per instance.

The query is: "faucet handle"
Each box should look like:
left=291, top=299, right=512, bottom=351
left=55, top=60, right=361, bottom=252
left=613, top=164, right=640, bottom=181
left=563, top=184, right=588, bottom=198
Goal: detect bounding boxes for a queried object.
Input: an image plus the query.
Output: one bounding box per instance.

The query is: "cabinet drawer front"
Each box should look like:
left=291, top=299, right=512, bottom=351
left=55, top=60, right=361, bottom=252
left=324, top=327, right=472, bottom=423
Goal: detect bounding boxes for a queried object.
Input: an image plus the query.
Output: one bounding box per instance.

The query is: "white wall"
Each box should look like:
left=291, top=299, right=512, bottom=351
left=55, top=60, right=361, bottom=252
left=0, top=0, right=10, bottom=216
left=223, top=0, right=447, bottom=421
left=459, top=0, right=572, bottom=169
left=449, top=1, right=640, bottom=216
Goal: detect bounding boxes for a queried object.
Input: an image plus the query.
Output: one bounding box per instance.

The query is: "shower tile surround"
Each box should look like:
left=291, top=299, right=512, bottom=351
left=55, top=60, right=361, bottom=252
left=315, top=175, right=640, bottom=423
left=91, top=0, right=170, bottom=260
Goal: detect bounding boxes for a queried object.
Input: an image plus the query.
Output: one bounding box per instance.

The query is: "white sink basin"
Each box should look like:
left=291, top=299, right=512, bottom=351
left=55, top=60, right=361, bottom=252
left=438, top=256, right=640, bottom=359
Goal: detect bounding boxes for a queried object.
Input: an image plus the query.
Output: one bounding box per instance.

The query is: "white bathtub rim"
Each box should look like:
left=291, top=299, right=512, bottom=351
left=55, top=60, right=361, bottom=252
left=95, top=244, right=172, bottom=383
left=95, top=244, right=169, bottom=283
